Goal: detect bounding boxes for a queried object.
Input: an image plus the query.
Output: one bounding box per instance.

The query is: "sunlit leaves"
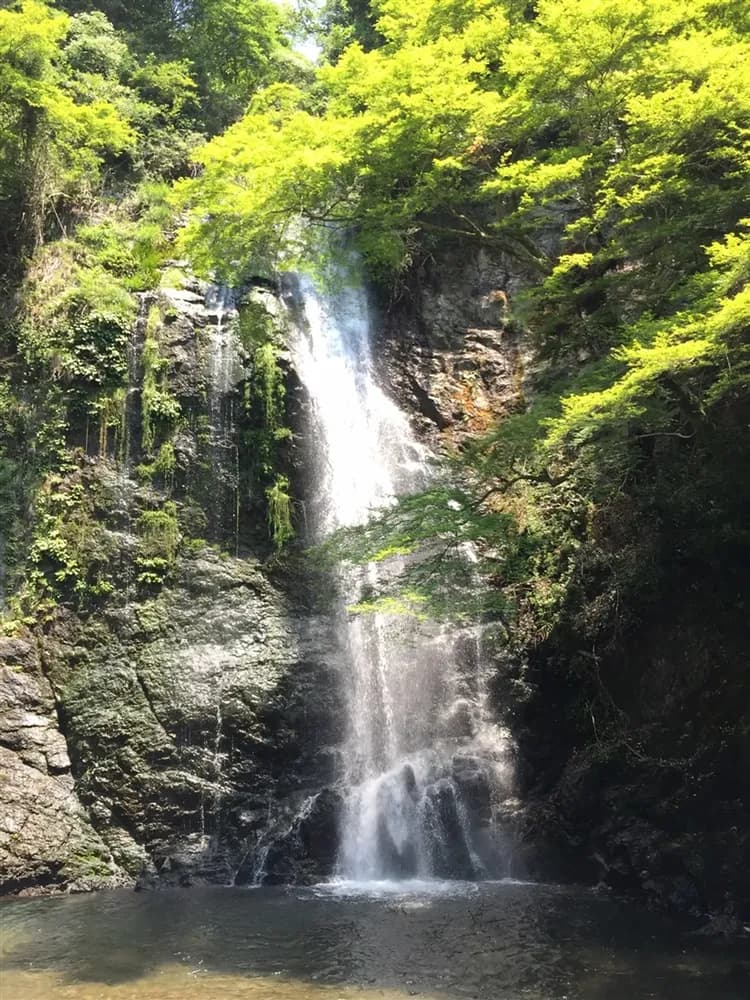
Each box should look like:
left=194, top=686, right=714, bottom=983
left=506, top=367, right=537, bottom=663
left=170, top=0, right=750, bottom=627
left=0, top=1, right=134, bottom=253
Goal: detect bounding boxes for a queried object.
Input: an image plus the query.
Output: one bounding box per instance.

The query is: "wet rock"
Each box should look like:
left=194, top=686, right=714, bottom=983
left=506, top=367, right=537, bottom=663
left=33, top=548, right=344, bottom=890
left=298, top=788, right=343, bottom=869
left=376, top=245, right=535, bottom=451
left=423, top=780, right=475, bottom=879
left=259, top=788, right=343, bottom=885
left=452, top=756, right=492, bottom=826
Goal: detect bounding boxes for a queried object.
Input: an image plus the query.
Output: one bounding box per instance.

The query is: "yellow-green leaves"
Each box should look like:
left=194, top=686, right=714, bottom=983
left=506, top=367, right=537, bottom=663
left=175, top=4, right=508, bottom=279
left=173, top=0, right=750, bottom=462
left=0, top=1, right=134, bottom=251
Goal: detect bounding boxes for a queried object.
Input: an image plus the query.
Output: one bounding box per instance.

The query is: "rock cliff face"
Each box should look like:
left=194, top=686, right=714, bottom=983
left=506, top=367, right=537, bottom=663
left=40, top=551, right=343, bottom=889
left=375, top=243, right=533, bottom=450
left=515, top=566, right=750, bottom=924
left=0, top=636, right=128, bottom=893
left=0, top=555, right=345, bottom=892
left=2, top=247, right=746, bottom=924
left=0, top=270, right=348, bottom=893
left=1, top=246, right=529, bottom=894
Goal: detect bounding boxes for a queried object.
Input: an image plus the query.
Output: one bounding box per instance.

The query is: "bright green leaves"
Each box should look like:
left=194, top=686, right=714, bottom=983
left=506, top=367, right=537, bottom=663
left=374, top=0, right=509, bottom=50
left=175, top=0, right=750, bottom=292
left=195, top=0, right=744, bottom=631
left=239, top=307, right=295, bottom=551
left=174, top=0, right=750, bottom=536
left=175, top=9, right=507, bottom=279
left=141, top=304, right=181, bottom=455
left=136, top=501, right=181, bottom=585
left=18, top=243, right=137, bottom=408
left=0, top=1, right=134, bottom=253
left=63, top=10, right=129, bottom=78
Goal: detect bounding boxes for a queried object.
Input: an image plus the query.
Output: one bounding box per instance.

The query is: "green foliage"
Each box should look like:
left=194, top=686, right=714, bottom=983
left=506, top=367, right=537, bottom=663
left=176, top=0, right=750, bottom=287
left=240, top=313, right=295, bottom=550
left=141, top=302, right=181, bottom=453
left=0, top=376, right=67, bottom=599
left=237, top=297, right=276, bottom=351
left=252, top=340, right=286, bottom=433
left=18, top=243, right=137, bottom=411
left=266, top=473, right=294, bottom=551
left=174, top=0, right=749, bottom=640
left=63, top=0, right=300, bottom=133
left=74, top=182, right=175, bottom=289
left=178, top=0, right=288, bottom=127
left=0, top=1, right=133, bottom=261
left=63, top=10, right=129, bottom=77
left=349, top=590, right=428, bottom=620
left=174, top=27, right=507, bottom=276
left=5, top=470, right=120, bottom=624
left=298, top=0, right=384, bottom=63
left=3, top=0, right=748, bottom=663
left=135, top=500, right=181, bottom=584
left=135, top=440, right=177, bottom=486
left=94, top=386, right=127, bottom=458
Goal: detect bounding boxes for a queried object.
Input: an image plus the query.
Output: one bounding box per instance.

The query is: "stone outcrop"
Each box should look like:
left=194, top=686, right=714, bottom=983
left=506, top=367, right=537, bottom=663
left=0, top=637, right=130, bottom=893
left=47, top=550, right=343, bottom=887
left=0, top=550, right=343, bottom=893
left=375, top=245, right=534, bottom=449
left=259, top=787, right=343, bottom=885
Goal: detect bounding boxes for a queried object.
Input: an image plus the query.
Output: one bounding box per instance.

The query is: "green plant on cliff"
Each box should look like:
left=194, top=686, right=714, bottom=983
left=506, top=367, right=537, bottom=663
left=135, top=501, right=181, bottom=585
left=18, top=249, right=137, bottom=409
left=93, top=386, right=127, bottom=459
left=266, top=473, right=294, bottom=551
left=241, top=315, right=294, bottom=550
left=6, top=470, right=120, bottom=624
left=74, top=182, right=176, bottom=291
left=135, top=440, right=178, bottom=488
left=141, top=303, right=181, bottom=454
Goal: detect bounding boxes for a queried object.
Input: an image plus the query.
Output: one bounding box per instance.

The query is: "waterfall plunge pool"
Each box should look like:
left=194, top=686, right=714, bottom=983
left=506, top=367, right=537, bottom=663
left=2, top=881, right=748, bottom=999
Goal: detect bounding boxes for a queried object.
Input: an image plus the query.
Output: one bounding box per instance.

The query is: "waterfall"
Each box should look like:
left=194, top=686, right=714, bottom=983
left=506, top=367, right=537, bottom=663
left=286, top=265, right=513, bottom=883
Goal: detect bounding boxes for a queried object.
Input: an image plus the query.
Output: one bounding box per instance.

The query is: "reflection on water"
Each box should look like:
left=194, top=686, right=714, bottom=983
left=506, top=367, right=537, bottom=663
left=1, top=881, right=748, bottom=1000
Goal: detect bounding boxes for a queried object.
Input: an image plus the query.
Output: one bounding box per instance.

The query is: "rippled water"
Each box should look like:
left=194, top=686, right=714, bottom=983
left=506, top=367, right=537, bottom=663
left=2, top=881, right=748, bottom=999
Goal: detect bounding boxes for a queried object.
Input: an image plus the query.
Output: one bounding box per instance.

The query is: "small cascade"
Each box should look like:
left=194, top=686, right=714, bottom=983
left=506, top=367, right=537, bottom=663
left=286, top=261, right=514, bottom=882
left=122, top=295, right=147, bottom=467
left=211, top=671, right=227, bottom=821
left=204, top=285, right=242, bottom=551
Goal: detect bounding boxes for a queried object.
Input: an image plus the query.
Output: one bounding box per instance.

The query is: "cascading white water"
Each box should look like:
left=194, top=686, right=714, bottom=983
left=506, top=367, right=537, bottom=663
left=289, top=273, right=426, bottom=532
left=205, top=285, right=242, bottom=551
left=287, top=264, right=513, bottom=882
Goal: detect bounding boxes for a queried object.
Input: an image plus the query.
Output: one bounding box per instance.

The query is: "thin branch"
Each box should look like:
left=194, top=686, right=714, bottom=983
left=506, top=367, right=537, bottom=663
left=635, top=430, right=695, bottom=440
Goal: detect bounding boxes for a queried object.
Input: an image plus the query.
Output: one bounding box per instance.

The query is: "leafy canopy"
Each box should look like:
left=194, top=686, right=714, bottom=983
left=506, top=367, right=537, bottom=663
left=174, top=0, right=749, bottom=624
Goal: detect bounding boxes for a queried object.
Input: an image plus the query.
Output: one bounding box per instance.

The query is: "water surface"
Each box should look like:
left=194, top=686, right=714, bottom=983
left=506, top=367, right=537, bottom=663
left=2, top=881, right=748, bottom=999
